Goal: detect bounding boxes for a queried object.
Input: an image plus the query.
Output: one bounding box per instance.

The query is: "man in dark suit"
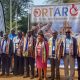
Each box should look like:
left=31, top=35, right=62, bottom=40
left=0, top=33, right=13, bottom=76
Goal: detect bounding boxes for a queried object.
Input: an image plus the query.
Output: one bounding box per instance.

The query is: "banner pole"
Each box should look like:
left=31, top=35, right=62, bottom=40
left=28, top=4, right=30, bottom=32
left=28, top=13, right=29, bottom=31
left=10, top=0, right=12, bottom=33
left=16, top=8, right=18, bottom=33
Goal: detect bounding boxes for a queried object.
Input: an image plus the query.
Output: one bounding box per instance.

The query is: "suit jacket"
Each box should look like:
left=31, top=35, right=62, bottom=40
left=1, top=38, right=13, bottom=56
left=23, top=35, right=36, bottom=58
left=60, top=36, right=77, bottom=58
left=48, top=37, right=59, bottom=58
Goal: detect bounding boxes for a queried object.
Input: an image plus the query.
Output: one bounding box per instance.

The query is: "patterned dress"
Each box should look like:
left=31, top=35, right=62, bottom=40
left=36, top=42, right=49, bottom=69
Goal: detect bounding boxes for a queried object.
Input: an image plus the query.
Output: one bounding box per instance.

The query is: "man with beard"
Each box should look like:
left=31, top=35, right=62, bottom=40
left=61, top=27, right=77, bottom=80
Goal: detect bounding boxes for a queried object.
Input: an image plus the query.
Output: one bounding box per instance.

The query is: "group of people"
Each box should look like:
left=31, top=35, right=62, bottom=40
left=0, top=23, right=80, bottom=80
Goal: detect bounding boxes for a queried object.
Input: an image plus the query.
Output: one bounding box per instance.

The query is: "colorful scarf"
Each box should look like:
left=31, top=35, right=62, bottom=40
left=23, top=37, right=28, bottom=57
left=17, top=38, right=24, bottom=56
left=1, top=39, right=10, bottom=54
left=6, top=39, right=10, bottom=54
left=42, top=42, right=46, bottom=63
left=77, top=37, right=80, bottom=57
left=35, top=41, right=47, bottom=63
left=23, top=36, right=33, bottom=57
left=62, top=37, right=73, bottom=56
left=0, top=43, right=2, bottom=54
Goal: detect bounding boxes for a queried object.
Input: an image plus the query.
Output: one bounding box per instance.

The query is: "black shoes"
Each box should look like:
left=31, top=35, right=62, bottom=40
left=23, top=75, right=34, bottom=79
left=0, top=73, right=5, bottom=76
left=23, top=75, right=30, bottom=78
left=30, top=75, right=34, bottom=79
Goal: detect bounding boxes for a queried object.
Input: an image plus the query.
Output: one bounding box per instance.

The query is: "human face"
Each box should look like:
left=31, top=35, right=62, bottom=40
left=4, top=35, right=8, bottom=40
left=66, top=31, right=71, bottom=38
left=37, top=35, right=43, bottom=42
left=18, top=32, right=22, bottom=38
left=11, top=30, right=15, bottom=34
left=52, top=33, right=57, bottom=38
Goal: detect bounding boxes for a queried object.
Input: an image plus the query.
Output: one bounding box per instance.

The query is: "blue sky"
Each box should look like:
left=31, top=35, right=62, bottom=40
left=33, top=0, right=46, bottom=5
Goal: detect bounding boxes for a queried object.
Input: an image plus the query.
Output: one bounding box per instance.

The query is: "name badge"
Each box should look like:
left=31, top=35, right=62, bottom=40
left=29, top=43, right=32, bottom=47
left=66, top=44, right=69, bottom=48
left=53, top=46, right=55, bottom=51
left=15, top=44, right=18, bottom=49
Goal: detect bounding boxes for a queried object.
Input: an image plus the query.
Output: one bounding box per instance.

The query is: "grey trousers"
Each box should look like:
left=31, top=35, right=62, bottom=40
left=63, top=54, right=75, bottom=80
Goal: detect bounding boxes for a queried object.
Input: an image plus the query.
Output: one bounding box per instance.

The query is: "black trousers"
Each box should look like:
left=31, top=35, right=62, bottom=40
left=24, top=57, right=35, bottom=76
left=77, top=56, right=80, bottom=80
left=0, top=54, right=1, bottom=70
left=1, top=53, right=10, bottom=75
left=13, top=54, right=24, bottom=75
left=50, top=58, right=60, bottom=80
left=24, top=57, right=29, bottom=76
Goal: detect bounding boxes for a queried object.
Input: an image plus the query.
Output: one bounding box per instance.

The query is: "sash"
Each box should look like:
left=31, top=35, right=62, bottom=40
left=23, top=37, right=28, bottom=57
left=52, top=38, right=56, bottom=57
left=1, top=39, right=10, bottom=54
left=2, top=40, right=4, bottom=53
left=42, top=42, right=47, bottom=63
left=27, top=36, right=33, bottom=57
left=16, top=39, right=24, bottom=56
left=35, top=41, right=47, bottom=63
left=63, top=37, right=73, bottom=56
left=6, top=39, right=10, bottom=54
left=77, top=37, right=80, bottom=57
left=52, top=37, right=59, bottom=58
left=0, top=44, right=2, bottom=54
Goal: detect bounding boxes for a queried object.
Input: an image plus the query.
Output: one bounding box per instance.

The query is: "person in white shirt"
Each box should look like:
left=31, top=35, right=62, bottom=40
left=13, top=31, right=24, bottom=75
left=61, top=27, right=77, bottom=80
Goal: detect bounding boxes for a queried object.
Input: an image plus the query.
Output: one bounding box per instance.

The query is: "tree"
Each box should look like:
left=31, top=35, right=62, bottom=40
left=46, top=0, right=63, bottom=4
left=0, top=0, right=32, bottom=32
left=18, top=16, right=28, bottom=33
left=46, top=0, right=80, bottom=4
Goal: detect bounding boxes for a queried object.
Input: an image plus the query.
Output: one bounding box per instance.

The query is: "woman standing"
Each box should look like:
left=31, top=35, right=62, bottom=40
left=35, top=31, right=49, bottom=80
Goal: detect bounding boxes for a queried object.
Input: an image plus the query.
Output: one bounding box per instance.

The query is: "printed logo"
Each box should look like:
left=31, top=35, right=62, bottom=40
left=70, top=4, right=78, bottom=16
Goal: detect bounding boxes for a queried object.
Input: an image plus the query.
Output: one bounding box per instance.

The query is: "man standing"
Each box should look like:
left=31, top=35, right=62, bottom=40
left=8, top=29, right=16, bottom=40
left=13, top=31, right=24, bottom=75
left=23, top=30, right=35, bottom=79
left=0, top=31, right=3, bottom=71
left=0, top=33, right=13, bottom=76
left=48, top=31, right=60, bottom=80
left=8, top=29, right=16, bottom=73
left=23, top=33, right=29, bottom=78
left=77, top=33, right=80, bottom=80
left=61, top=27, right=77, bottom=80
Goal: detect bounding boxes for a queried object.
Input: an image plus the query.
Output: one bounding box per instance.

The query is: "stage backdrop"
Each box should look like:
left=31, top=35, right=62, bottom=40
left=0, top=2, right=5, bottom=33
left=31, top=3, right=79, bottom=68
left=31, top=3, right=80, bottom=33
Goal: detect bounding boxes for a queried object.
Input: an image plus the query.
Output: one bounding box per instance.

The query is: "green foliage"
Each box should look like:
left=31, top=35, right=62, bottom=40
left=46, top=0, right=58, bottom=4
left=0, top=0, right=32, bottom=33
left=46, top=0, right=76, bottom=3
left=18, top=16, right=28, bottom=34
left=63, top=0, right=70, bottom=3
